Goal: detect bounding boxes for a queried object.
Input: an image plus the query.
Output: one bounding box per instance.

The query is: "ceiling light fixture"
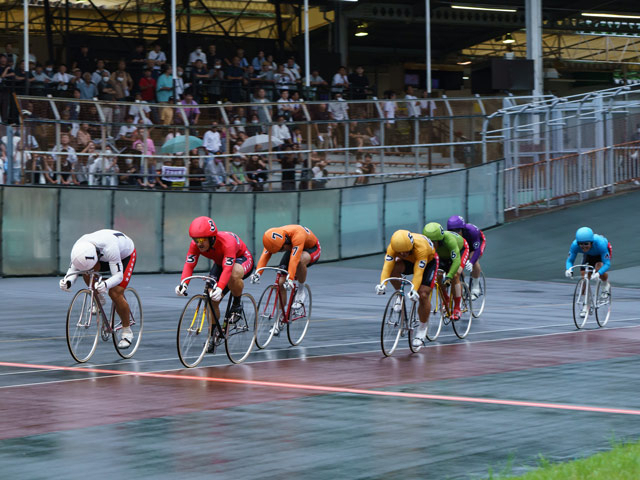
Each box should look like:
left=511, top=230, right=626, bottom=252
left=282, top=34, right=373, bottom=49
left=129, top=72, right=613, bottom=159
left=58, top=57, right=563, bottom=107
left=355, top=22, right=368, bottom=37
left=457, top=61, right=472, bottom=65
left=502, top=33, right=515, bottom=44
left=452, top=5, right=517, bottom=13
left=581, top=12, right=640, bottom=20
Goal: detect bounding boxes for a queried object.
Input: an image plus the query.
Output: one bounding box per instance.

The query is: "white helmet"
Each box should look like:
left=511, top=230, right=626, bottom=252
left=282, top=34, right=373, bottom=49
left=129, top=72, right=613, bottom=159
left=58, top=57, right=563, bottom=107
left=70, top=240, right=98, bottom=271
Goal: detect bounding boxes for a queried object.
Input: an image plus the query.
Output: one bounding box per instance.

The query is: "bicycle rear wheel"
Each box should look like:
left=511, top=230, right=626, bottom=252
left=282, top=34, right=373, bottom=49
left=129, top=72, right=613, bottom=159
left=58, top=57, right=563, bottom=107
left=177, top=295, right=211, bottom=368
left=381, top=291, right=404, bottom=357
left=595, top=282, right=612, bottom=327
left=469, top=272, right=486, bottom=318
left=407, top=302, right=422, bottom=353
left=256, top=285, right=280, bottom=349
left=426, top=288, right=443, bottom=341
left=66, top=289, right=101, bottom=363
left=225, top=293, right=257, bottom=364
left=572, top=279, right=589, bottom=329
left=112, top=288, right=143, bottom=359
left=452, top=283, right=473, bottom=339
left=287, top=285, right=312, bottom=346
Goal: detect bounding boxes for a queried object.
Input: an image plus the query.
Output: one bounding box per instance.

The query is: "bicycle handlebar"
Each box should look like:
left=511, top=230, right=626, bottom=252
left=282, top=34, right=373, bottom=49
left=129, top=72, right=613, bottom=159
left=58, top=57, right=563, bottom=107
left=380, top=277, right=413, bottom=288
left=255, top=267, right=291, bottom=280
left=180, top=275, right=218, bottom=288
left=569, top=265, right=596, bottom=273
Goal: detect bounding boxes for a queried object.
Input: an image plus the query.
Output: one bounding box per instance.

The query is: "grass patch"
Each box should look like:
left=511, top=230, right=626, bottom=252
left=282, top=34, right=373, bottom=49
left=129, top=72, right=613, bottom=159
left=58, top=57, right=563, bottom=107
left=488, top=438, right=640, bottom=479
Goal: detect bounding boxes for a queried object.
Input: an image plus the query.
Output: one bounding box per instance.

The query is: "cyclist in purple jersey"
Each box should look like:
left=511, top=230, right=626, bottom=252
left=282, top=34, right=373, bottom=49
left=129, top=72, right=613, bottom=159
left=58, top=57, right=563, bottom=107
left=446, top=215, right=486, bottom=298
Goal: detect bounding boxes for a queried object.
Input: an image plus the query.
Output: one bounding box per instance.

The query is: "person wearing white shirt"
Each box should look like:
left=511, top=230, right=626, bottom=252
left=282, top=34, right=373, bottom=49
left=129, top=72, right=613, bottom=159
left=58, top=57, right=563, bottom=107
left=148, top=44, right=166, bottom=72
left=203, top=122, right=222, bottom=155
left=331, top=66, right=349, bottom=94
left=276, top=90, right=295, bottom=120
left=92, top=61, right=110, bottom=85
left=52, top=133, right=78, bottom=164
left=383, top=91, right=397, bottom=125
left=327, top=92, right=349, bottom=121
left=128, top=94, right=153, bottom=125
left=404, top=85, right=420, bottom=117
left=419, top=90, right=437, bottom=117
left=272, top=116, right=292, bottom=143
left=188, top=46, right=207, bottom=66
left=53, top=65, right=73, bottom=91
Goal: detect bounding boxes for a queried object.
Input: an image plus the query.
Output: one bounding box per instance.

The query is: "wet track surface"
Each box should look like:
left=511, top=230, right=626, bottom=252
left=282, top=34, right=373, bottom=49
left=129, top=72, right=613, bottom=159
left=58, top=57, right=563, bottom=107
left=0, top=264, right=639, bottom=479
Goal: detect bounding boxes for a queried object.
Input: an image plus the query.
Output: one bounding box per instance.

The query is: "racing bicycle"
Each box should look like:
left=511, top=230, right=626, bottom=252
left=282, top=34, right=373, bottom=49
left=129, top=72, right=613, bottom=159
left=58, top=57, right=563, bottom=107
left=379, top=277, right=424, bottom=356
left=569, top=265, right=612, bottom=329
left=430, top=269, right=473, bottom=339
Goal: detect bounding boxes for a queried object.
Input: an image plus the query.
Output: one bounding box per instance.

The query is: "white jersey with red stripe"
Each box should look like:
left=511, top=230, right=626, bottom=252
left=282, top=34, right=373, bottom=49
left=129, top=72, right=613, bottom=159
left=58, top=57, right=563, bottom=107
left=65, top=229, right=135, bottom=289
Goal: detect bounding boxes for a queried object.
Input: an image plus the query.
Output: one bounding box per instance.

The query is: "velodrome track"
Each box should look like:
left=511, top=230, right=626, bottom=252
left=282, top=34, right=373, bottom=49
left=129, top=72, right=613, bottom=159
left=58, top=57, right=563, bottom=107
left=1, top=191, right=639, bottom=479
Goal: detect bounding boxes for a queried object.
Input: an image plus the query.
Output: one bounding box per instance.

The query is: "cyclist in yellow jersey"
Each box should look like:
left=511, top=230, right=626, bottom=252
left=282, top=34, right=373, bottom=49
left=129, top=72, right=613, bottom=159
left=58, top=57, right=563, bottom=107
left=375, top=229, right=439, bottom=347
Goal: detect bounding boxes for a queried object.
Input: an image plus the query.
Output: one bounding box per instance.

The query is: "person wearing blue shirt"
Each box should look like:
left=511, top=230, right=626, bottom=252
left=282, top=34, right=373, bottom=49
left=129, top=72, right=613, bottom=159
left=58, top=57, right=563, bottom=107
left=565, top=226, right=612, bottom=316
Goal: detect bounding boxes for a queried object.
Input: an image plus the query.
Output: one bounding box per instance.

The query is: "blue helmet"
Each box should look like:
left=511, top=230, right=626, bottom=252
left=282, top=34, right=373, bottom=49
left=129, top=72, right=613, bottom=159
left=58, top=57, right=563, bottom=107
left=447, top=215, right=466, bottom=230
left=576, top=227, right=594, bottom=243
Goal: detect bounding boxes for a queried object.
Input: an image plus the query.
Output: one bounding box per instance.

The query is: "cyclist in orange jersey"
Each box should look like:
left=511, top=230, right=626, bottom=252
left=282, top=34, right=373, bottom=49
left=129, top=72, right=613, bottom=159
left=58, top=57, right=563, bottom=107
left=251, top=225, right=321, bottom=311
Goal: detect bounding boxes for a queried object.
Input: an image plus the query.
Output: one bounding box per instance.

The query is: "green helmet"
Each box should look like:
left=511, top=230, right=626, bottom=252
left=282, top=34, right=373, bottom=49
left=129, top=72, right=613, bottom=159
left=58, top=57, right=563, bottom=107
left=423, top=222, right=445, bottom=241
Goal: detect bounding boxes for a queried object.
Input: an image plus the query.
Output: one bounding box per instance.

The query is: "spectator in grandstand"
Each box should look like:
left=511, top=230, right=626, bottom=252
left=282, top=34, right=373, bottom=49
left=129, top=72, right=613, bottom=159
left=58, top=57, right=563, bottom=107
left=110, top=61, right=134, bottom=101
left=276, top=89, right=294, bottom=121
left=290, top=90, right=305, bottom=121
left=191, top=59, right=208, bottom=102
left=311, top=102, right=333, bottom=149
left=349, top=111, right=376, bottom=152
left=307, top=69, right=328, bottom=89
left=187, top=153, right=205, bottom=190
left=178, top=92, right=201, bottom=125
left=228, top=114, right=246, bottom=143
left=128, top=44, right=147, bottom=86
left=251, top=51, right=265, bottom=74
left=76, top=123, right=92, bottom=149
left=0, top=144, right=5, bottom=185
left=328, top=92, right=349, bottom=147
left=251, top=87, right=270, bottom=130
left=405, top=85, right=420, bottom=117
left=208, top=58, right=225, bottom=103
left=246, top=113, right=262, bottom=137
left=284, top=57, right=301, bottom=83
left=69, top=68, right=83, bottom=90
left=243, top=65, right=260, bottom=88
left=148, top=43, right=166, bottom=74
left=204, top=121, right=223, bottom=155
left=97, top=70, right=116, bottom=101
left=59, top=150, right=74, bottom=186
left=245, top=154, right=268, bottom=191
left=72, top=152, right=89, bottom=186
left=331, top=66, right=349, bottom=95
left=128, top=93, right=152, bottom=125
left=290, top=126, right=303, bottom=146
left=4, top=43, right=17, bottom=67
left=233, top=48, right=249, bottom=70
left=348, top=65, right=370, bottom=100
left=41, top=154, right=57, bottom=184
left=206, top=44, right=219, bottom=67
left=53, top=64, right=73, bottom=94
left=80, top=141, right=99, bottom=186
left=202, top=155, right=226, bottom=190
left=138, top=68, right=157, bottom=102
left=117, top=156, right=139, bottom=188
left=91, top=60, right=111, bottom=86
left=77, top=72, right=98, bottom=100
left=354, top=152, right=375, bottom=185
left=159, top=99, right=174, bottom=125
left=272, top=115, right=292, bottom=144
left=52, top=133, right=78, bottom=165
left=132, top=128, right=156, bottom=157
left=274, top=64, right=294, bottom=93
left=278, top=145, right=297, bottom=191
left=311, top=155, right=329, bottom=189
left=228, top=155, right=247, bottom=191
left=30, top=65, right=50, bottom=95
left=95, top=146, right=120, bottom=187
left=383, top=90, right=397, bottom=124
left=189, top=46, right=207, bottom=66
left=73, top=45, right=96, bottom=75
left=156, top=65, right=174, bottom=103
left=226, top=56, right=245, bottom=103
left=175, top=66, right=190, bottom=99
left=419, top=90, right=437, bottom=117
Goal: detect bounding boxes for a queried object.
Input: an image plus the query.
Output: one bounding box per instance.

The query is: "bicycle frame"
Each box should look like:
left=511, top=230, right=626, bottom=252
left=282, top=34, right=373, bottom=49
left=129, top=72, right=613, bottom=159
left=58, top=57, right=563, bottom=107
left=73, top=271, right=112, bottom=332
left=255, top=267, right=305, bottom=325
left=569, top=264, right=597, bottom=307
left=381, top=276, right=417, bottom=320
left=180, top=275, right=230, bottom=340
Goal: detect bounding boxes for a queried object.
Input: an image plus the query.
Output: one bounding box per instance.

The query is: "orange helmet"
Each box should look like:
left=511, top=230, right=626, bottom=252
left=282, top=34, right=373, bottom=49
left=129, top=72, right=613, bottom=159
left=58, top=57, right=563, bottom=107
left=263, top=227, right=286, bottom=253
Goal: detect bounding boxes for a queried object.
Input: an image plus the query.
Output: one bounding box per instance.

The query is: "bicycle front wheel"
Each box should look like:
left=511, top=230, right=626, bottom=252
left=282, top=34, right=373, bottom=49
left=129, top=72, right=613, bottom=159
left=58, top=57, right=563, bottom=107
left=177, top=295, right=212, bottom=368
left=469, top=272, right=486, bottom=318
left=256, top=285, right=280, bottom=349
left=595, top=282, right=612, bottom=327
left=112, top=288, right=144, bottom=359
left=381, top=291, right=404, bottom=357
left=452, top=283, right=473, bottom=339
left=66, top=289, right=101, bottom=363
left=572, top=278, right=589, bottom=329
left=287, top=285, right=312, bottom=346
left=225, top=293, right=257, bottom=364
left=426, top=288, right=443, bottom=341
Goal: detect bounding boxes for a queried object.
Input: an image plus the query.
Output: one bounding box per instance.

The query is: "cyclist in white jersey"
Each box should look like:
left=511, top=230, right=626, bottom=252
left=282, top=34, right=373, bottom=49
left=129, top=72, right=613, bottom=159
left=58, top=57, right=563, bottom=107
left=59, top=229, right=137, bottom=348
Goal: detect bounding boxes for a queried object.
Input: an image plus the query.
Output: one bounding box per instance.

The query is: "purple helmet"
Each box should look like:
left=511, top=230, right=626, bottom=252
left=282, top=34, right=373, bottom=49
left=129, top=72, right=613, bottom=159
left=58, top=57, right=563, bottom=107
left=447, top=215, right=466, bottom=230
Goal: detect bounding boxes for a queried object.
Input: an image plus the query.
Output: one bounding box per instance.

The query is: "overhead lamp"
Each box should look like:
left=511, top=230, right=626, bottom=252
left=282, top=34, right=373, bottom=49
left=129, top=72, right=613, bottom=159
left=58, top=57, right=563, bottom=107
left=502, top=33, right=515, bottom=44
left=355, top=22, right=368, bottom=37
left=452, top=5, right=517, bottom=13
left=457, top=61, right=472, bottom=65
left=581, top=12, right=640, bottom=20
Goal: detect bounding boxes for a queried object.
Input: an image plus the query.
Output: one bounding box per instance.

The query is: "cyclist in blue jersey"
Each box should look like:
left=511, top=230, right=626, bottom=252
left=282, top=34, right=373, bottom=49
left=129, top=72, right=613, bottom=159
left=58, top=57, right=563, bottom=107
left=565, top=226, right=612, bottom=317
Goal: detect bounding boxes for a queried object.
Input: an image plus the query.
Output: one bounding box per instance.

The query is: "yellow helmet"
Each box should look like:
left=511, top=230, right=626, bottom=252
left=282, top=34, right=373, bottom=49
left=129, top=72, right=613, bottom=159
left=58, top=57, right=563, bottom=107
left=390, top=230, right=414, bottom=253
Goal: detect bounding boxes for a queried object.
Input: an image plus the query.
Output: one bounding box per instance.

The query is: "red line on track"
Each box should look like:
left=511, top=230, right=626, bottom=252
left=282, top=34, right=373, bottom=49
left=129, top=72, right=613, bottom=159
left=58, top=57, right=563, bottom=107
left=2, top=361, right=639, bottom=416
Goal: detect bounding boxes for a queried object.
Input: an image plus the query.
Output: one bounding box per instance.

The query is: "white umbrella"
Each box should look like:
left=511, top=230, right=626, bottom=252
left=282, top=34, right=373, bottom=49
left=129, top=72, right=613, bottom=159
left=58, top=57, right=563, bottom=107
left=238, top=134, right=284, bottom=153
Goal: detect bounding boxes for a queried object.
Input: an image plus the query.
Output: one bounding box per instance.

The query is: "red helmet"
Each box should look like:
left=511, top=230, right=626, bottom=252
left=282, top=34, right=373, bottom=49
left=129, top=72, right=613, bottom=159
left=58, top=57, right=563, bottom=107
left=189, top=216, right=217, bottom=239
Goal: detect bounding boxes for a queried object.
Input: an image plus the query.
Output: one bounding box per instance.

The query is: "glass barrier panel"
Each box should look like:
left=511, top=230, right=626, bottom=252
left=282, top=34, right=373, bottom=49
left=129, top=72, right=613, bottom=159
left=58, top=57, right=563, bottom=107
left=253, top=192, right=298, bottom=255
left=424, top=169, right=466, bottom=226
left=467, top=163, right=498, bottom=229
left=341, top=185, right=384, bottom=257
left=113, top=190, right=163, bottom=272
left=58, top=189, right=112, bottom=272
left=164, top=192, right=211, bottom=272
left=299, top=189, right=340, bottom=261
left=383, top=178, right=426, bottom=244
left=2, top=187, right=58, bottom=275
left=211, top=193, right=255, bottom=254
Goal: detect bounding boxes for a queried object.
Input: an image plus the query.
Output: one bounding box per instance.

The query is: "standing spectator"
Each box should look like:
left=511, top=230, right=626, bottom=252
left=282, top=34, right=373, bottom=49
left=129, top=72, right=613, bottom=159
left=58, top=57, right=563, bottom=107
left=138, top=68, right=156, bottom=102
left=4, top=43, right=17, bottom=67
left=348, top=65, right=370, bottom=100
left=276, top=90, right=294, bottom=121
left=175, top=66, right=190, bottom=99
left=328, top=92, right=349, bottom=147
left=234, top=48, right=249, bottom=69
left=251, top=51, right=265, bottom=73
left=278, top=145, right=297, bottom=191
left=92, top=60, right=111, bottom=85
left=204, top=121, right=223, bottom=155
left=251, top=87, right=270, bottom=131
left=53, top=64, right=72, bottom=94
left=206, top=44, right=219, bottom=67
left=272, top=115, right=292, bottom=144
left=311, top=155, right=329, bottom=189
left=188, top=46, right=207, bottom=66
left=72, top=152, right=89, bottom=186
left=73, top=45, right=95, bottom=74
left=419, top=89, right=437, bottom=117
left=190, top=59, right=208, bottom=102
left=156, top=65, right=174, bottom=103
left=354, top=152, right=375, bottom=185
left=148, top=43, right=166, bottom=74
left=129, top=93, right=152, bottom=124
left=81, top=141, right=100, bottom=185
left=76, top=123, right=92, bottom=149
left=383, top=90, right=397, bottom=124
left=208, top=58, right=225, bottom=103
left=110, top=61, right=134, bottom=101
left=52, top=133, right=78, bottom=165
left=225, top=56, right=245, bottom=103
left=77, top=72, right=98, bottom=100
left=405, top=85, right=420, bottom=118
left=128, top=44, right=148, bottom=88
left=178, top=92, right=200, bottom=125
left=274, top=64, right=294, bottom=93
left=290, top=90, right=304, bottom=121
left=30, top=64, right=50, bottom=96
left=284, top=57, right=301, bottom=83
left=311, top=103, right=333, bottom=149
left=246, top=113, right=262, bottom=137
left=132, top=129, right=156, bottom=157
left=202, top=155, right=226, bottom=190
left=307, top=69, right=328, bottom=99
left=188, top=154, right=205, bottom=189
left=95, top=146, right=119, bottom=186
left=331, top=66, right=349, bottom=95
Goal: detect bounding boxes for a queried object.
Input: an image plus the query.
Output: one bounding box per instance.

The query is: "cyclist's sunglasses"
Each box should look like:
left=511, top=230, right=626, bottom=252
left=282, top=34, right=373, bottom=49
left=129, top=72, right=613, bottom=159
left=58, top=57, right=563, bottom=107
left=578, top=241, right=592, bottom=247
left=193, top=237, right=211, bottom=244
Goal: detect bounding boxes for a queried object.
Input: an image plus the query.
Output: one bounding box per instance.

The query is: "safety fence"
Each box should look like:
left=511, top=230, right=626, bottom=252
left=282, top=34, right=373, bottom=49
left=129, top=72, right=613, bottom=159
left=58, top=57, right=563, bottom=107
left=0, top=158, right=503, bottom=276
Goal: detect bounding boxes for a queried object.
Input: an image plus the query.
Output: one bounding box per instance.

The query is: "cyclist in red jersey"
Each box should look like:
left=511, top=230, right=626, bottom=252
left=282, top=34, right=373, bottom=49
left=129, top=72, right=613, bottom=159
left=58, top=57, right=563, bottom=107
left=175, top=216, right=254, bottom=322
